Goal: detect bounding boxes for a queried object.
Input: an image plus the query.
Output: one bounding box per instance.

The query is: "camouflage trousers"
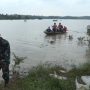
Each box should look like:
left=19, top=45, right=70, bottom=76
left=0, top=60, right=9, bottom=86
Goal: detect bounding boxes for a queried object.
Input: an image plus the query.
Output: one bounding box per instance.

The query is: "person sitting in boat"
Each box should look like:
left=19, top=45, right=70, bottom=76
left=63, top=26, right=67, bottom=32
left=52, top=23, right=57, bottom=32
left=57, top=23, right=63, bottom=32
left=46, top=26, right=52, bottom=32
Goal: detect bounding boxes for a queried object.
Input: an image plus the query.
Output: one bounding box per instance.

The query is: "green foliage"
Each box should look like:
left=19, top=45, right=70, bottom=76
left=67, top=63, right=90, bottom=78
left=11, top=53, right=27, bottom=79
left=0, top=63, right=90, bottom=90
left=0, top=64, right=74, bottom=90
left=1, top=14, right=90, bottom=20
left=13, top=53, right=26, bottom=67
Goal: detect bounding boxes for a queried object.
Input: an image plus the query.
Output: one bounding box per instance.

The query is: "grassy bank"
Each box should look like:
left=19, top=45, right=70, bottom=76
left=0, top=63, right=90, bottom=90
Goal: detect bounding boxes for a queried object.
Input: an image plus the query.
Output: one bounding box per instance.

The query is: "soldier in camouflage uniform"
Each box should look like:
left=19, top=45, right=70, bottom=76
left=0, top=36, right=10, bottom=87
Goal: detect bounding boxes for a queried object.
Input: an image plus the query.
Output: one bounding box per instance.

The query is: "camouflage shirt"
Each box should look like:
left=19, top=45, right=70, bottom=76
left=0, top=37, right=10, bottom=64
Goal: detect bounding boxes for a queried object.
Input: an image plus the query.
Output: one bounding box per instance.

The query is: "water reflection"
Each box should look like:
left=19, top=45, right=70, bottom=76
left=44, top=33, right=68, bottom=44
left=68, top=35, right=73, bottom=41
left=45, top=35, right=56, bottom=44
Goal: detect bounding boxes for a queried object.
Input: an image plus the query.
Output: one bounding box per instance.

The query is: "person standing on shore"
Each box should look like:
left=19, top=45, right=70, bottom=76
left=0, top=35, right=10, bottom=87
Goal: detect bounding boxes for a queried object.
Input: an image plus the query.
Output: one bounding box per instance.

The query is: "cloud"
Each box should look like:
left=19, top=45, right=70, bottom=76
left=0, top=0, right=90, bottom=16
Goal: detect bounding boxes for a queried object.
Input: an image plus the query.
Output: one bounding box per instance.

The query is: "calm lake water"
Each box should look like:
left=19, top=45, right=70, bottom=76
left=0, top=19, right=90, bottom=70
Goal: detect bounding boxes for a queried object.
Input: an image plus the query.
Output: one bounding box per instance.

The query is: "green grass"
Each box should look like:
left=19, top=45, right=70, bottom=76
left=0, top=63, right=90, bottom=90
left=67, top=63, right=90, bottom=78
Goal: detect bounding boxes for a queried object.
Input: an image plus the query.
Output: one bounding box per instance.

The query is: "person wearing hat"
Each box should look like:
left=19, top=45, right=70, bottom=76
left=0, top=35, right=10, bottom=87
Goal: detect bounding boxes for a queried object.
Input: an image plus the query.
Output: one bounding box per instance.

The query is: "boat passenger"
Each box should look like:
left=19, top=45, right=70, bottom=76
left=46, top=26, right=52, bottom=32
left=58, top=23, right=63, bottom=32
left=63, top=26, right=67, bottom=32
left=52, top=23, right=57, bottom=32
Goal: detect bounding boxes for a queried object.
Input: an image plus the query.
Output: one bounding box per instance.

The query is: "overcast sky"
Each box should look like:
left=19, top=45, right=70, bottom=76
left=0, top=0, right=90, bottom=16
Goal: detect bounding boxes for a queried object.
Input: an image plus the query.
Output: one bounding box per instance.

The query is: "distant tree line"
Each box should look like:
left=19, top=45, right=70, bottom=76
left=0, top=13, right=90, bottom=20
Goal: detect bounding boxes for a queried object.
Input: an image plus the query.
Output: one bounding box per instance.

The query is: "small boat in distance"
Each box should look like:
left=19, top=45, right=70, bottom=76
left=24, top=19, right=27, bottom=22
left=53, top=19, right=58, bottom=21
